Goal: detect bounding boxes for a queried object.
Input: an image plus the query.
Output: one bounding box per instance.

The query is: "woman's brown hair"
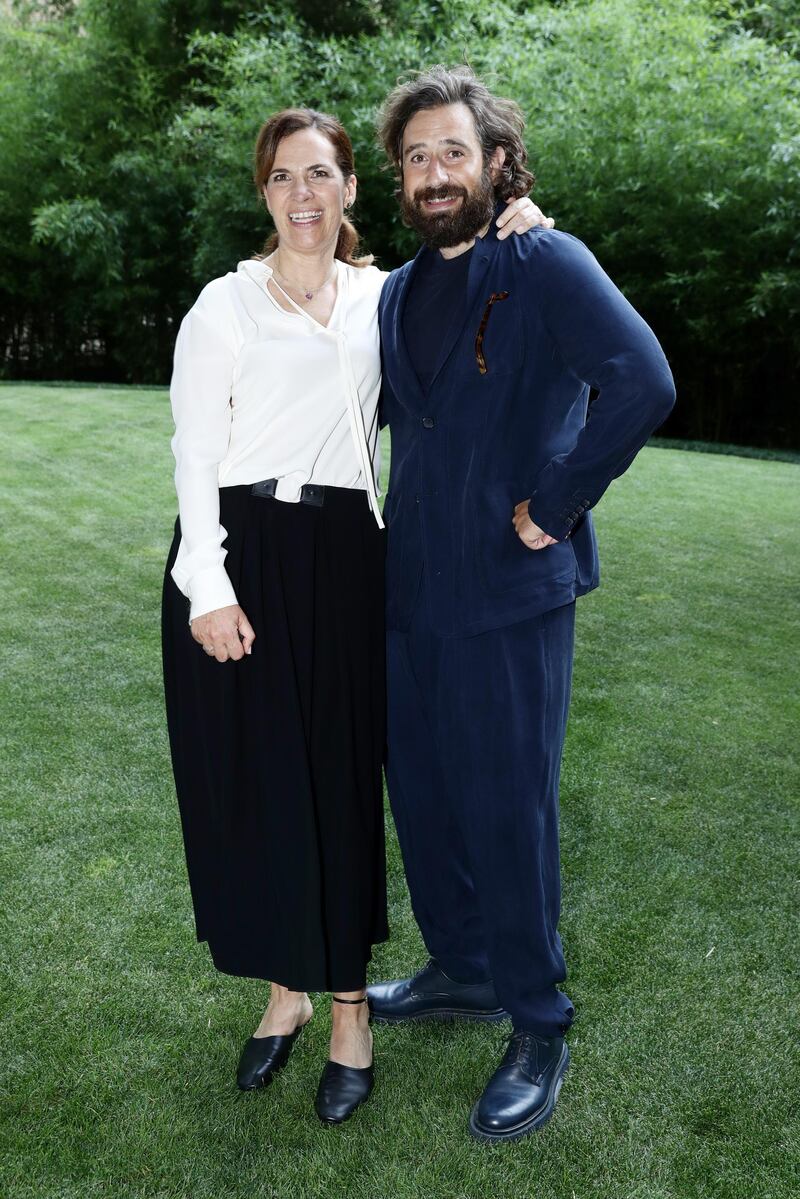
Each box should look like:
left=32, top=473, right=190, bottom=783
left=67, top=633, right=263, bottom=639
left=254, top=107, right=373, bottom=268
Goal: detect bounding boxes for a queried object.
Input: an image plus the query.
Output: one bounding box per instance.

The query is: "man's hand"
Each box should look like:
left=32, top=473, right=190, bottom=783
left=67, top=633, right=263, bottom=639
left=496, top=196, right=555, bottom=240
left=513, top=501, right=558, bottom=550
left=191, top=604, right=256, bottom=662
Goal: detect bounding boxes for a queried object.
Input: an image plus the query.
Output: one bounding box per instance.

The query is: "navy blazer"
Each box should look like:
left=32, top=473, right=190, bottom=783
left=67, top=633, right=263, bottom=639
left=379, top=218, right=676, bottom=637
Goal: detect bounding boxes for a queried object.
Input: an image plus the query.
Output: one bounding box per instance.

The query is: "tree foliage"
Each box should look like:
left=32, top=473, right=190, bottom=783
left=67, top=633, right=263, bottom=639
left=1, top=0, right=798, bottom=446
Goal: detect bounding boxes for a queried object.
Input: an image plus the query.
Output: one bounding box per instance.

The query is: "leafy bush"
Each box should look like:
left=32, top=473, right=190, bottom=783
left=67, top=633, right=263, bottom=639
left=1, top=0, right=799, bottom=447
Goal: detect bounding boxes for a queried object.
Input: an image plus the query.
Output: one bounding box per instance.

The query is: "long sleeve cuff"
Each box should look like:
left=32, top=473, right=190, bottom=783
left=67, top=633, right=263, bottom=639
left=170, top=561, right=238, bottom=624
left=528, top=492, right=591, bottom=542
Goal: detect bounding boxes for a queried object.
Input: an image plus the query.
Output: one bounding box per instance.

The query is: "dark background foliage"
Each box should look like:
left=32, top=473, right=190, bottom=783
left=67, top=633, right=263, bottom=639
left=1, top=0, right=799, bottom=447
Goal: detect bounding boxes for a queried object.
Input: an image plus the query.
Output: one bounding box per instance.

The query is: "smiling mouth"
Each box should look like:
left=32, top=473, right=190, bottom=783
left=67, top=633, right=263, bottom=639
left=422, top=194, right=460, bottom=208
left=288, top=210, right=323, bottom=224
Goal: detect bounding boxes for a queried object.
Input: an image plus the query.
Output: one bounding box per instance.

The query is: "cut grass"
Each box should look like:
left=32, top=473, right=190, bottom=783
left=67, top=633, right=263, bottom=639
left=0, top=384, right=798, bottom=1199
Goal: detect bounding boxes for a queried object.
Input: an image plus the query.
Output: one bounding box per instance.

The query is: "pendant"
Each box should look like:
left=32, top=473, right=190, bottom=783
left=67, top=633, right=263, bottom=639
left=304, top=291, right=313, bottom=301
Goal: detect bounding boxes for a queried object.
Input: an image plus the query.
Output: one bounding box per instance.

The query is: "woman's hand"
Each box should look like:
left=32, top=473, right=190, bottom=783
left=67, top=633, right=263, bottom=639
left=191, top=604, right=256, bottom=662
left=512, top=501, right=558, bottom=550
left=496, top=196, right=555, bottom=239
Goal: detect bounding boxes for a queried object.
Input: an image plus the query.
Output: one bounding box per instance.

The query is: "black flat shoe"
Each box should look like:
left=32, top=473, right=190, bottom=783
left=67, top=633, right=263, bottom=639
left=314, top=1060, right=374, bottom=1124
left=236, top=1024, right=305, bottom=1091
left=314, top=994, right=374, bottom=1124
left=468, top=1030, right=569, bottom=1142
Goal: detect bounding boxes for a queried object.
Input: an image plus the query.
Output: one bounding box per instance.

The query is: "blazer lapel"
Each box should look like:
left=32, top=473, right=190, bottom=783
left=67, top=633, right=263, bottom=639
left=388, top=207, right=505, bottom=405
left=425, top=217, right=501, bottom=394
left=389, top=245, right=428, bottom=412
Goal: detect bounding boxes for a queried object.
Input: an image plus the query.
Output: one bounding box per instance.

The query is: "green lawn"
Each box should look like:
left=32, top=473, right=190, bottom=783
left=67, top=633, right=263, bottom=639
left=1, top=383, right=798, bottom=1199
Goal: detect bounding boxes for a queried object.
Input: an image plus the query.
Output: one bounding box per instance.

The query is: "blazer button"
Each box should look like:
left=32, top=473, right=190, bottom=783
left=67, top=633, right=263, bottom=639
left=422, top=416, right=435, bottom=429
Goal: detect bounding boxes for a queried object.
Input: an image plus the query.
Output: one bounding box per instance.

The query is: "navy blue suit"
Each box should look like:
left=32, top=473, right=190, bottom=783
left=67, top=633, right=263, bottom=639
left=380, top=221, right=675, bottom=1034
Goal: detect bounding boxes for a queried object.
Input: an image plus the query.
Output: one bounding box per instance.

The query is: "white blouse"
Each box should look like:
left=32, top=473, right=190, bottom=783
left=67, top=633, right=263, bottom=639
left=168, top=256, right=388, bottom=622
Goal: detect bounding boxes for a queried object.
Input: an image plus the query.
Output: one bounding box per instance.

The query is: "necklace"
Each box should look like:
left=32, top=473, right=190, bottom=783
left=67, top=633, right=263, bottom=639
left=271, top=255, right=336, bottom=302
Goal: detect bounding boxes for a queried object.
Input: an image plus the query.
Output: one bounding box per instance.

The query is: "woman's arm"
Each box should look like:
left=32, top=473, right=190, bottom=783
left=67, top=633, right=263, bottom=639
left=170, top=290, right=257, bottom=661
left=169, top=284, right=239, bottom=622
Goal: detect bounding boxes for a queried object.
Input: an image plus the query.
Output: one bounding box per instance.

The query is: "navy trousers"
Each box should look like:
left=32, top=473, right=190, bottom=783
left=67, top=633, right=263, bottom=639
left=385, top=569, right=576, bottom=1036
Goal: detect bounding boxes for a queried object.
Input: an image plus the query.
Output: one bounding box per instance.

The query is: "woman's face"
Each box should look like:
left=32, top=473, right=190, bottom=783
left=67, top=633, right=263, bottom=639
left=263, top=127, right=356, bottom=257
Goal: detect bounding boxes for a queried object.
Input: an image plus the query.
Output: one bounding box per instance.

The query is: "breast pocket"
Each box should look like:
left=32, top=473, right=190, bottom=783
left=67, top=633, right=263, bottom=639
left=453, top=292, right=524, bottom=382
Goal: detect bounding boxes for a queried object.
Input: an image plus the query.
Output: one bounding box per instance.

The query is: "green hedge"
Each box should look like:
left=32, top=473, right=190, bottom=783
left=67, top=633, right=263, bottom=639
left=2, top=0, right=799, bottom=447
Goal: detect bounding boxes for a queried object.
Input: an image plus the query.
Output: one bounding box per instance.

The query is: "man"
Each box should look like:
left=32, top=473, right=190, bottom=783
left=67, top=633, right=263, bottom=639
left=368, top=65, right=676, bottom=1142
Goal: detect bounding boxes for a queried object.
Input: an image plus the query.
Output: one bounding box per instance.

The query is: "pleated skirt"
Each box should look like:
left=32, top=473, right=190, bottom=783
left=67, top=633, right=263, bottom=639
left=161, top=483, right=388, bottom=991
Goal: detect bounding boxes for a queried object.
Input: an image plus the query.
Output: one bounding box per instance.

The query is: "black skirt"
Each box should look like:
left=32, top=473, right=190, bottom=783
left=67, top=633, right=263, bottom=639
left=161, top=483, right=388, bottom=991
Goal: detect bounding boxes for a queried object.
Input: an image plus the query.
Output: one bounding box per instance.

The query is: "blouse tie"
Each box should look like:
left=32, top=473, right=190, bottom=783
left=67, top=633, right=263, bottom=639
left=268, top=268, right=384, bottom=531
left=332, top=328, right=385, bottom=531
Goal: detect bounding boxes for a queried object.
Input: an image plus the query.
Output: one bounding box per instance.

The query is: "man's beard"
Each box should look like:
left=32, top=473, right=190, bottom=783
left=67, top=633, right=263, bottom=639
left=400, top=168, right=497, bottom=250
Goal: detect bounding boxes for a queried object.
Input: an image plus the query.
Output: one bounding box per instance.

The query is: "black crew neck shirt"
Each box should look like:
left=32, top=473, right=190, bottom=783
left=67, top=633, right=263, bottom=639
left=402, top=246, right=474, bottom=394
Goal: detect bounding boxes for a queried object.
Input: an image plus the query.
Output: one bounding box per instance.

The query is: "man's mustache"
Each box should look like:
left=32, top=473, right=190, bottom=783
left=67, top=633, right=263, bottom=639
left=412, top=184, right=468, bottom=207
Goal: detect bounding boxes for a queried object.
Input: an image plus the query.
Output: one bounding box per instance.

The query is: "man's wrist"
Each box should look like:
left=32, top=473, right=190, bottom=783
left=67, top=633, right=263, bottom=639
left=528, top=494, right=589, bottom=541
left=527, top=498, right=565, bottom=542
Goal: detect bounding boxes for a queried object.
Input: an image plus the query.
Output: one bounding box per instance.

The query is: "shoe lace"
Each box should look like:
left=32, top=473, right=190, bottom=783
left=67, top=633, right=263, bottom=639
left=504, top=1031, right=548, bottom=1081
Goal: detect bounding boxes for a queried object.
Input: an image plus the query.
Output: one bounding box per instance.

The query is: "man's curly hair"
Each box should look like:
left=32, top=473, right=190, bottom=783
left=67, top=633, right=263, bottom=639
left=376, top=64, right=534, bottom=200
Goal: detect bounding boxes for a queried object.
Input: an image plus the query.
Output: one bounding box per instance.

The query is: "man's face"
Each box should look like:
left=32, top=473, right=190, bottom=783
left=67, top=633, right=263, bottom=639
left=399, top=102, right=503, bottom=250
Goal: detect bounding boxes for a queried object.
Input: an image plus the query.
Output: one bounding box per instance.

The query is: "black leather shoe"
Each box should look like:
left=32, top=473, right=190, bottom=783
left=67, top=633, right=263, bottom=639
left=368, top=959, right=508, bottom=1024
left=468, top=1030, right=569, bottom=1142
left=314, top=1060, right=374, bottom=1124
left=236, top=1024, right=305, bottom=1090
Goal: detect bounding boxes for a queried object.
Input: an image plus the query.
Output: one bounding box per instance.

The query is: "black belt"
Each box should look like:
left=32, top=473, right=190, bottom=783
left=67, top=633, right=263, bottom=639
left=250, top=478, right=325, bottom=507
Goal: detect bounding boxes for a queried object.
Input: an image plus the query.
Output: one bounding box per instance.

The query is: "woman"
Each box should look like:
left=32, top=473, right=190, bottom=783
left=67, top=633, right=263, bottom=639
left=161, top=107, right=546, bottom=1125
